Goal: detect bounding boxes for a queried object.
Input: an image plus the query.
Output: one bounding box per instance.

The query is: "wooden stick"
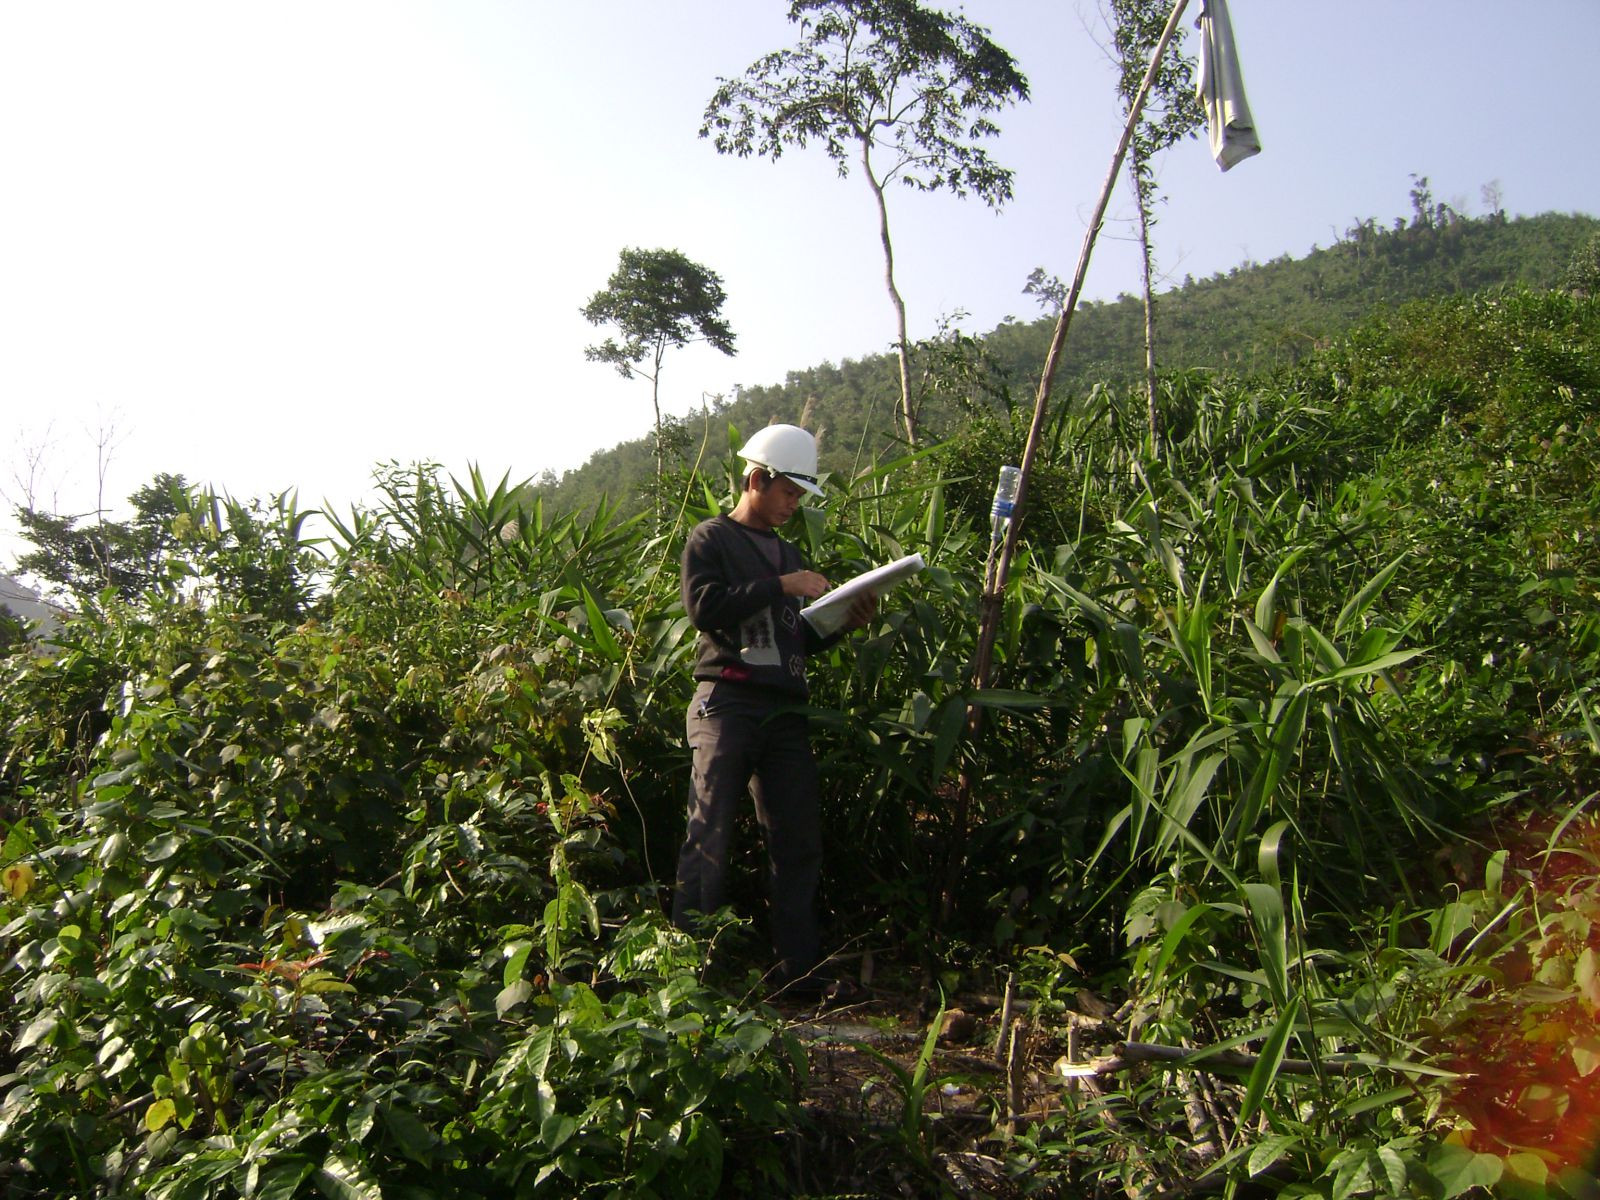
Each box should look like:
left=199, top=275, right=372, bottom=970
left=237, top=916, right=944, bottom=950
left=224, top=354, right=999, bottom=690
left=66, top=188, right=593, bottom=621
left=993, top=972, right=1016, bottom=1062
left=1005, top=1021, right=1026, bottom=1136
left=944, top=0, right=1195, bottom=923
left=968, top=0, right=1194, bottom=697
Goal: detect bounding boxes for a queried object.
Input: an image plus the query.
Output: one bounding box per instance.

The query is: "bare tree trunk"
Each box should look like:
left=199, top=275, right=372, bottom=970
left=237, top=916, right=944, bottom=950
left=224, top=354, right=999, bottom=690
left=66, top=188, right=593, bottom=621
left=1129, top=147, right=1162, bottom=449
left=93, top=417, right=121, bottom=592
left=862, top=144, right=917, bottom=447
left=650, top=342, right=666, bottom=498
left=5, top=428, right=56, bottom=514
left=651, top=385, right=664, bottom=486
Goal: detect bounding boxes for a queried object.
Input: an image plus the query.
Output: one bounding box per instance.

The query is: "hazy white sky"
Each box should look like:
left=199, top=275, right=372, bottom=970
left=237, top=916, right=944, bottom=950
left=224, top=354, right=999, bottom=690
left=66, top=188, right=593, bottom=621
left=3, top=1, right=1596, bottom=563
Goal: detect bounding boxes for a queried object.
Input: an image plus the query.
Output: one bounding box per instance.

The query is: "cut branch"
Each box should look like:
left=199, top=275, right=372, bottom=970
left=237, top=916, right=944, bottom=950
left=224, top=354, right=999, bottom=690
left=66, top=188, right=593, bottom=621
left=1055, top=1040, right=1400, bottom=1080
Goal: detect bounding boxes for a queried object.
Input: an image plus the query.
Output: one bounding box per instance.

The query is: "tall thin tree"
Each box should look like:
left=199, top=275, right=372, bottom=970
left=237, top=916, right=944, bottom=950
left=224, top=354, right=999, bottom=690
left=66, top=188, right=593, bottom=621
left=702, top=0, right=1028, bottom=448
left=1105, top=0, right=1203, bottom=447
left=581, top=248, right=737, bottom=490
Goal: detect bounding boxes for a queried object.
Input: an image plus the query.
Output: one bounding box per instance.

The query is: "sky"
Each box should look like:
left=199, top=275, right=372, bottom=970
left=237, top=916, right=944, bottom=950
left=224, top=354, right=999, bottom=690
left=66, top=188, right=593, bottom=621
left=2, top=0, right=1597, bottom=568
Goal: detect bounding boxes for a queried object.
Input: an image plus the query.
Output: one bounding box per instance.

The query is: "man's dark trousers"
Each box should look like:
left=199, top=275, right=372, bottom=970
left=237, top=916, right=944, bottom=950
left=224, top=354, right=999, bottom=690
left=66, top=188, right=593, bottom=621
left=671, top=680, right=822, bottom=978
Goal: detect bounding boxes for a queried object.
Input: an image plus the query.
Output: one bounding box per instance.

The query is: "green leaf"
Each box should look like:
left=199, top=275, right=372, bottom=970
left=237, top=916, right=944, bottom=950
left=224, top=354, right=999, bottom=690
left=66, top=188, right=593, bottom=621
left=1575, top=680, right=1600, bottom=755
left=1258, top=820, right=1291, bottom=890
left=541, top=1112, right=579, bottom=1152
left=733, top=1023, right=773, bottom=1055
left=905, top=992, right=946, bottom=1144
left=313, top=1152, right=383, bottom=1200
left=579, top=586, right=623, bottom=662
left=1243, top=685, right=1309, bottom=832
left=496, top=980, right=534, bottom=1018
left=1243, top=617, right=1282, bottom=664
left=924, top=484, right=946, bottom=547
left=1572, top=1034, right=1600, bottom=1077
left=346, top=1100, right=375, bottom=1142
left=1049, top=578, right=1113, bottom=631
left=971, top=688, right=1048, bottom=710
left=511, top=1024, right=556, bottom=1084
left=144, top=833, right=184, bottom=862
left=1577, top=948, right=1600, bottom=1012
left=97, top=831, right=130, bottom=866
left=306, top=913, right=369, bottom=945
left=929, top=694, right=966, bottom=782
left=1242, top=882, right=1288, bottom=1008
left=1340, top=1085, right=1416, bottom=1116
left=503, top=940, right=533, bottom=988
left=1254, top=547, right=1307, bottom=631
left=253, top=1158, right=316, bottom=1200
left=1300, top=620, right=1346, bottom=674
left=381, top=1104, right=439, bottom=1166
left=1309, top=647, right=1424, bottom=686
left=144, top=1098, right=177, bottom=1132
left=1484, top=848, right=1506, bottom=894
left=1374, top=1145, right=1407, bottom=1195
left=1154, top=751, right=1225, bottom=857
left=1426, top=1144, right=1504, bottom=1198
left=1114, top=621, right=1146, bottom=684
left=1239, top=993, right=1300, bottom=1123
left=557, top=878, right=600, bottom=939
left=1148, top=902, right=1214, bottom=985
left=1331, top=1147, right=1372, bottom=1200
left=1334, top=554, right=1405, bottom=638
left=15, top=1013, right=58, bottom=1050
left=1504, top=1151, right=1549, bottom=1187
left=299, top=971, right=356, bottom=994
left=1247, top=1133, right=1300, bottom=1177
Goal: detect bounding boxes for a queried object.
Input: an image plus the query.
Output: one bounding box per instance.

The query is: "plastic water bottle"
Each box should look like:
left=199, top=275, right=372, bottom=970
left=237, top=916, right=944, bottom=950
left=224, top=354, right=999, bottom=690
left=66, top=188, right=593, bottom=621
left=990, top=465, right=1020, bottom=543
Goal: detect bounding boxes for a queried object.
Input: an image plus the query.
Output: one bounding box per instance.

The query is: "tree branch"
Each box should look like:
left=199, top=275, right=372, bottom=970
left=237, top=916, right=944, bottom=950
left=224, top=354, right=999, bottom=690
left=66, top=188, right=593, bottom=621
left=1056, top=1040, right=1385, bottom=1079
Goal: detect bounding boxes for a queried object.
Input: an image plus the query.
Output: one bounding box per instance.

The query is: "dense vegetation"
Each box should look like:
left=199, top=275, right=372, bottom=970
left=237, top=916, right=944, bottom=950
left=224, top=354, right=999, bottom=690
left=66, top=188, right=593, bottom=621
left=547, top=208, right=1599, bottom=517
left=3, top=245, right=1600, bottom=1196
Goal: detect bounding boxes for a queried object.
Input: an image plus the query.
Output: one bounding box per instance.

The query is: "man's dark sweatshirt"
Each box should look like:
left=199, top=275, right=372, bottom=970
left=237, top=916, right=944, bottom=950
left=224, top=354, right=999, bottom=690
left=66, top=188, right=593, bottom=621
left=681, top=515, right=843, bottom=699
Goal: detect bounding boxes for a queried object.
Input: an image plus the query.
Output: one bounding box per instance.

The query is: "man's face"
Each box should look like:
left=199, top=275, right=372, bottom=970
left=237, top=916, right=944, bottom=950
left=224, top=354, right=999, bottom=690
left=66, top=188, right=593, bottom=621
left=750, top=474, right=807, bottom=529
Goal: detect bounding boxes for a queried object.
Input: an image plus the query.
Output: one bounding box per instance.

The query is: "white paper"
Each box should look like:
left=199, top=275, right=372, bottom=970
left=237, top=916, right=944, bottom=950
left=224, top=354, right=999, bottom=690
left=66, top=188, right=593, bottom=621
left=800, top=553, right=925, bottom=637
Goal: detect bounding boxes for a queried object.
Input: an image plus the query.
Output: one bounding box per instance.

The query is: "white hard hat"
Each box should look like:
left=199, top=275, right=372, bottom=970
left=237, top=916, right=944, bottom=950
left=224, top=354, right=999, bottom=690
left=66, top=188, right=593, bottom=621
left=737, top=423, right=823, bottom=496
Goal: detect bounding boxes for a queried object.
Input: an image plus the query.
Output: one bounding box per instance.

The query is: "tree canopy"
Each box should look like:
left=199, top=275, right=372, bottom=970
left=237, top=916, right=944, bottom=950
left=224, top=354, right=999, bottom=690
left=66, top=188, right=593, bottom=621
left=702, top=0, right=1030, bottom=197
left=581, top=247, right=736, bottom=375
left=581, top=246, right=736, bottom=488
left=13, top=474, right=187, bottom=604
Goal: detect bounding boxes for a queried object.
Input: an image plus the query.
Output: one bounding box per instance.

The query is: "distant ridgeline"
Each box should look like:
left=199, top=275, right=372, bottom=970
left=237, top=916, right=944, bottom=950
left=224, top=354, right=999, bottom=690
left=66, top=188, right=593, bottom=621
left=542, top=209, right=1599, bottom=515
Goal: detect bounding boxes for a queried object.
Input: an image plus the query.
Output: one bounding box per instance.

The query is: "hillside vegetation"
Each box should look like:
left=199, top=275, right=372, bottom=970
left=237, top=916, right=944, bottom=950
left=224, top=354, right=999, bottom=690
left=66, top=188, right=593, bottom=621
left=548, top=208, right=1598, bottom=516
left=2, top=233, right=1600, bottom=1196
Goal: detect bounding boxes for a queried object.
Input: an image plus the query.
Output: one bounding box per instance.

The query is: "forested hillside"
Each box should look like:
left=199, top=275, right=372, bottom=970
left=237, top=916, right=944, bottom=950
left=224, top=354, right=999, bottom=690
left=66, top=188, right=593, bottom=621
left=546, top=208, right=1598, bottom=514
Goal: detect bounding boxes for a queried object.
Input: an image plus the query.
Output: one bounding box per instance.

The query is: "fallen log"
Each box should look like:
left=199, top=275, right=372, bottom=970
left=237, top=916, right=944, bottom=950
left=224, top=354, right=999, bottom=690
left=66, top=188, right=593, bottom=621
left=1054, top=1041, right=1409, bottom=1080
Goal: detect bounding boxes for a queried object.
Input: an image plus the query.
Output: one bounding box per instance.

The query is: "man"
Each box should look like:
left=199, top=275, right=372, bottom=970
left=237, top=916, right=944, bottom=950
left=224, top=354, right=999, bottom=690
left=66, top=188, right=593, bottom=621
left=671, top=424, right=876, bottom=998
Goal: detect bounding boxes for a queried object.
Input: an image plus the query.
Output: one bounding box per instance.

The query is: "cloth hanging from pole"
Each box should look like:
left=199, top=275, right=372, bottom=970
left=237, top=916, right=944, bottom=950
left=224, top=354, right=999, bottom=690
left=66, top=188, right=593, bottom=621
left=1195, top=0, right=1260, bottom=171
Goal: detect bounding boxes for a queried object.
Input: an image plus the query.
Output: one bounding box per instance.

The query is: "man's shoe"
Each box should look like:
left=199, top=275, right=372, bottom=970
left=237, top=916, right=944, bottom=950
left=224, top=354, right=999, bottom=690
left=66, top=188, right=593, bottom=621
left=818, top=976, right=866, bottom=1007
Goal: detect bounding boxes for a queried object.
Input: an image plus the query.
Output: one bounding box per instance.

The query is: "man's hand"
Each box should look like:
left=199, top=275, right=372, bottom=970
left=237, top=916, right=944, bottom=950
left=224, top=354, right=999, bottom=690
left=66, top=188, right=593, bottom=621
left=780, top=570, right=830, bottom=600
left=843, top=592, right=878, bottom=631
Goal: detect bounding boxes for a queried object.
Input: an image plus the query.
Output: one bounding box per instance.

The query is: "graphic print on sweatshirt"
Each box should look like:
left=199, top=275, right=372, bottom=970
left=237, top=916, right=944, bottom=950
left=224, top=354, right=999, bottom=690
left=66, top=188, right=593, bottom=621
left=739, top=608, right=780, bottom=667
